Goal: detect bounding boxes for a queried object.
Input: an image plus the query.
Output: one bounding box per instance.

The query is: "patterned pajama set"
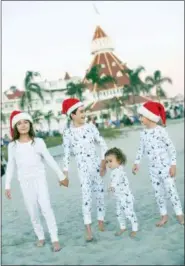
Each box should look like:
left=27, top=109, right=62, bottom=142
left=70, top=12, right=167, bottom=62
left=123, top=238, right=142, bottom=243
left=5, top=138, right=65, bottom=242
left=62, top=122, right=108, bottom=225
left=110, top=165, right=138, bottom=231
left=135, top=125, right=183, bottom=216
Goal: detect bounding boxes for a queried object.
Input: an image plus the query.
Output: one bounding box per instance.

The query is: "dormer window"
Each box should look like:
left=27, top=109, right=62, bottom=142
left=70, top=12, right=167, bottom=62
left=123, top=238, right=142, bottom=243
left=116, top=71, right=123, bottom=77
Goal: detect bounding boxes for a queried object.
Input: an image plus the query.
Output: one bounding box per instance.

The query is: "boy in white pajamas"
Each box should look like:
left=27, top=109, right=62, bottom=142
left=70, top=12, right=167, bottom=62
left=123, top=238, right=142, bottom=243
left=62, top=98, right=108, bottom=241
left=132, top=101, right=184, bottom=226
left=5, top=110, right=69, bottom=252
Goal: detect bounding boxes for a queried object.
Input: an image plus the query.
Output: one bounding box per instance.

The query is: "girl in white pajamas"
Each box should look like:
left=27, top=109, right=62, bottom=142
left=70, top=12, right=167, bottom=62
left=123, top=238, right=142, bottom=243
left=5, top=110, right=69, bottom=252
left=62, top=98, right=108, bottom=241
left=105, top=147, right=138, bottom=237
left=132, top=101, right=184, bottom=226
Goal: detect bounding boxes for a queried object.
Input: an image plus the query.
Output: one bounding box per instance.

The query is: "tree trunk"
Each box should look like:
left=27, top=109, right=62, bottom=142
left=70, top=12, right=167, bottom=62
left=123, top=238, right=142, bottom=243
left=156, top=87, right=161, bottom=103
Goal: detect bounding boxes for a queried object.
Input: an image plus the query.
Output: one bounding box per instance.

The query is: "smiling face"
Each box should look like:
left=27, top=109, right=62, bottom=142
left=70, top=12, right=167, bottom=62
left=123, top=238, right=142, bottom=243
left=16, top=119, right=30, bottom=135
left=71, top=106, right=86, bottom=125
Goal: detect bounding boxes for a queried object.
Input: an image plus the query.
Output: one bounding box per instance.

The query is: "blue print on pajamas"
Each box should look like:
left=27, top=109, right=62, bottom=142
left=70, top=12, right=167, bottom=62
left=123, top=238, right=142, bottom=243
left=110, top=166, right=138, bottom=231
left=62, top=122, right=108, bottom=224
left=135, top=125, right=183, bottom=216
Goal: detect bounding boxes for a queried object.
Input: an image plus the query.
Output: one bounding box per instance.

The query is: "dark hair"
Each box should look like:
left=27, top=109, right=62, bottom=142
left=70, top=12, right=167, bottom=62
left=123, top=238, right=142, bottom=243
left=105, top=147, right=127, bottom=165
left=12, top=120, right=35, bottom=144
left=67, top=108, right=78, bottom=128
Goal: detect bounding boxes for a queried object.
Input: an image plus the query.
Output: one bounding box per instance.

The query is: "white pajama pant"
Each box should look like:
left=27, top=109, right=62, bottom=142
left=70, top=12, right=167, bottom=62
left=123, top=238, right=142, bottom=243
left=80, top=174, right=105, bottom=225
left=19, top=176, right=58, bottom=242
left=150, top=171, right=183, bottom=216
left=115, top=193, right=138, bottom=231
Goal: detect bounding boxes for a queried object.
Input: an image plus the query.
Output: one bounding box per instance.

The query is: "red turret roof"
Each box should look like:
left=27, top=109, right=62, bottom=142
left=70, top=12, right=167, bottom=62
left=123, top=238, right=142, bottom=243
left=92, top=26, right=107, bottom=40
left=83, top=25, right=130, bottom=92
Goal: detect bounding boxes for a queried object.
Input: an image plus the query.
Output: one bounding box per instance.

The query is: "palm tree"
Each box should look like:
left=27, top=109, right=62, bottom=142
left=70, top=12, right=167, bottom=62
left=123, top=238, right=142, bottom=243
left=43, top=110, right=54, bottom=135
left=66, top=82, right=86, bottom=101
left=121, top=66, right=145, bottom=114
left=86, top=65, right=116, bottom=100
left=107, top=97, right=122, bottom=124
left=145, top=70, right=172, bottom=102
left=1, top=112, right=6, bottom=124
left=20, top=71, right=44, bottom=113
left=32, top=110, right=43, bottom=123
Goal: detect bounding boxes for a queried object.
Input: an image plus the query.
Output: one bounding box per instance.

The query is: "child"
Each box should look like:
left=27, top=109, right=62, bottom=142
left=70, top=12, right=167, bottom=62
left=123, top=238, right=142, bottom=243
left=5, top=110, right=69, bottom=252
left=105, top=147, right=138, bottom=237
left=62, top=98, right=108, bottom=241
left=132, top=101, right=184, bottom=226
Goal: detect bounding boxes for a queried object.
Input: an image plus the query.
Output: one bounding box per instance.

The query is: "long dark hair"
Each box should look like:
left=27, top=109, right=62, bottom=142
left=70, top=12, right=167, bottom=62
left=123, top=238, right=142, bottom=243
left=105, top=147, right=127, bottom=165
left=12, top=120, right=35, bottom=144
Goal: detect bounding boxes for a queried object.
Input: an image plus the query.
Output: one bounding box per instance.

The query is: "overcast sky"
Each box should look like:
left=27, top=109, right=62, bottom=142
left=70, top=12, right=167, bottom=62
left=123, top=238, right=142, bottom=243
left=2, top=1, right=184, bottom=96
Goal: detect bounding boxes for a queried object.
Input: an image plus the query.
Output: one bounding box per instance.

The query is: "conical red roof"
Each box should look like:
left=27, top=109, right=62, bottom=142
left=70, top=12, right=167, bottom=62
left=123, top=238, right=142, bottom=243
left=83, top=25, right=130, bottom=92
left=92, top=26, right=107, bottom=40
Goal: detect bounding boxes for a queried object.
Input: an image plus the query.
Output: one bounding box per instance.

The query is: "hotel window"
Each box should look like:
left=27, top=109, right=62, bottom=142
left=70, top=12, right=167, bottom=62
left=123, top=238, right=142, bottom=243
left=112, top=62, right=116, bottom=67
left=116, top=71, right=122, bottom=77
left=101, top=64, right=105, bottom=68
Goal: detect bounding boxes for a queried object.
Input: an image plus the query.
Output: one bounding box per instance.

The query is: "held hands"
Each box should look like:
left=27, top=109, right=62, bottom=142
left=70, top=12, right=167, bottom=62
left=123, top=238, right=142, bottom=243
left=100, top=160, right=106, bottom=177
left=108, top=187, right=115, bottom=193
left=5, top=189, right=11, bottom=199
left=132, top=164, right=139, bottom=175
left=169, top=165, right=176, bottom=178
left=59, top=171, right=69, bottom=187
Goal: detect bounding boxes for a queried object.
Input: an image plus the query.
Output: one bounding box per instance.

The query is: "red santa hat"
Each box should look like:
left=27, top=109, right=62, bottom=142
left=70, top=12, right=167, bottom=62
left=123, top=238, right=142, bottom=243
left=10, top=110, right=33, bottom=137
left=62, top=98, right=84, bottom=116
left=137, top=101, right=166, bottom=125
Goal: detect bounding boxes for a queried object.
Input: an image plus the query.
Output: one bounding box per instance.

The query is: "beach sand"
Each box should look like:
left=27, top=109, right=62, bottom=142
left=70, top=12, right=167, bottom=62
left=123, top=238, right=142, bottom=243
left=2, top=121, right=184, bottom=265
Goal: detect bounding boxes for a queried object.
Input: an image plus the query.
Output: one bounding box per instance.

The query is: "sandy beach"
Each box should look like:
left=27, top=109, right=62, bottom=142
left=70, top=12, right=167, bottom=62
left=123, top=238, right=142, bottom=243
left=2, top=121, right=184, bottom=265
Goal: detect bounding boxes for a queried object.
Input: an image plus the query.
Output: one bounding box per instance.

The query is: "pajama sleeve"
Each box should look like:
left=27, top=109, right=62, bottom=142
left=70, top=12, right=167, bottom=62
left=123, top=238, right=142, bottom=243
left=134, top=131, right=145, bottom=164
left=62, top=129, right=71, bottom=172
left=5, top=143, right=16, bottom=190
left=90, top=123, right=108, bottom=160
left=161, top=127, right=176, bottom=165
left=38, top=138, right=65, bottom=181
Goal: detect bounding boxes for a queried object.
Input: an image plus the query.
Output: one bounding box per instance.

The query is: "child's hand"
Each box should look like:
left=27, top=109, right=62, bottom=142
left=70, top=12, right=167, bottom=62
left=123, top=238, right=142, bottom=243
left=100, top=160, right=106, bottom=177
left=59, top=177, right=69, bottom=187
left=132, top=164, right=139, bottom=175
left=169, top=165, right=176, bottom=177
left=5, top=189, right=11, bottom=199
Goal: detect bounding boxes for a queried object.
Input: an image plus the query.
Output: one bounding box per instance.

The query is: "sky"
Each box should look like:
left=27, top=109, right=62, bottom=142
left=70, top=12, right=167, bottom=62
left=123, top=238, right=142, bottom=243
left=2, top=1, right=184, bottom=97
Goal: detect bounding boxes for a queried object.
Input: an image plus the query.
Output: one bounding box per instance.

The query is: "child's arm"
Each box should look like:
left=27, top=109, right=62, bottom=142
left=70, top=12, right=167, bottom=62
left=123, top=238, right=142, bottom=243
left=132, top=132, right=145, bottom=174
left=90, top=124, right=108, bottom=176
left=38, top=138, right=66, bottom=182
left=90, top=124, right=108, bottom=160
left=5, top=143, right=16, bottom=192
left=62, top=129, right=71, bottom=174
left=161, top=127, right=176, bottom=165
left=134, top=131, right=145, bottom=165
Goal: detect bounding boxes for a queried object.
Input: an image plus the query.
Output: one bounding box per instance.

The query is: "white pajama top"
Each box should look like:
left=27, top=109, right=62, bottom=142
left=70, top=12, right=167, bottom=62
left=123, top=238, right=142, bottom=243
left=5, top=138, right=65, bottom=189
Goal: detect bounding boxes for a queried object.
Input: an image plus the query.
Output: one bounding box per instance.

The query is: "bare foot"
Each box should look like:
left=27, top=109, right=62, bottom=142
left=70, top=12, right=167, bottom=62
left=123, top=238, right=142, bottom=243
left=130, top=231, right=137, bottom=238
left=156, top=215, right=168, bottom=227
left=85, top=224, right=93, bottom=242
left=86, top=235, right=94, bottom=242
left=115, top=228, right=127, bottom=236
left=52, top=241, right=61, bottom=252
left=176, top=215, right=184, bottom=225
left=98, top=220, right=105, bottom=232
left=36, top=239, right=45, bottom=247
